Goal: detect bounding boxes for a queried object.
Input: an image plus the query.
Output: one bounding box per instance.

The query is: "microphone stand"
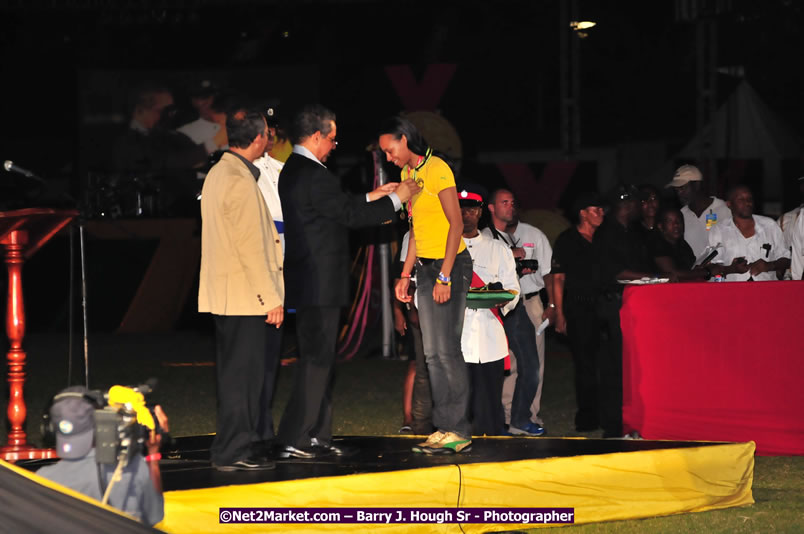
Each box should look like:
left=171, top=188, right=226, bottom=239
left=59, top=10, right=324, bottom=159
left=47, top=183, right=92, bottom=389
left=373, top=150, right=396, bottom=360
left=67, top=193, right=92, bottom=388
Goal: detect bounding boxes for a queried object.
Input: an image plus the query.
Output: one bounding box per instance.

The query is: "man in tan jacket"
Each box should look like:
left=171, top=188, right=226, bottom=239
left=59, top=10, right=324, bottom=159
left=199, top=108, right=283, bottom=471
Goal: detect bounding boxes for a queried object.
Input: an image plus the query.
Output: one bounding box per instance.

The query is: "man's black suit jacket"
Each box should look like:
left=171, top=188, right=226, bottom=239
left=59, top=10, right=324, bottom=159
left=279, top=152, right=396, bottom=308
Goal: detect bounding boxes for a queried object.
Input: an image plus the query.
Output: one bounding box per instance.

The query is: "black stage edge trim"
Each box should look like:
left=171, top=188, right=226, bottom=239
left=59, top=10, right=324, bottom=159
left=37, top=434, right=724, bottom=492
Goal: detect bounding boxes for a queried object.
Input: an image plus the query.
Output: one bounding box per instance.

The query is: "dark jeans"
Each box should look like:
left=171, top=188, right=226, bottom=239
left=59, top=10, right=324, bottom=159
left=415, top=250, right=472, bottom=439
left=406, top=316, right=433, bottom=434
left=503, top=300, right=540, bottom=430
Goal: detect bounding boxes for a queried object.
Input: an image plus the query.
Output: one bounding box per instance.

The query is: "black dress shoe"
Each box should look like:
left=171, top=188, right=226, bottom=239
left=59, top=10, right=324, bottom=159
left=278, top=444, right=331, bottom=459
left=310, top=438, right=358, bottom=458
left=213, top=456, right=276, bottom=471
left=252, top=440, right=276, bottom=459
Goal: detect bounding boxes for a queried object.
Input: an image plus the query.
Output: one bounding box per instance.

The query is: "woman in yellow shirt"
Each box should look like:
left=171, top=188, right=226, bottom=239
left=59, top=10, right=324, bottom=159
left=379, top=116, right=472, bottom=455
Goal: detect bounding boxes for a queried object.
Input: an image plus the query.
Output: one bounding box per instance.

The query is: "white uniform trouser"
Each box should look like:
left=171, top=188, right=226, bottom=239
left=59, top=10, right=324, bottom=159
left=502, top=295, right=545, bottom=425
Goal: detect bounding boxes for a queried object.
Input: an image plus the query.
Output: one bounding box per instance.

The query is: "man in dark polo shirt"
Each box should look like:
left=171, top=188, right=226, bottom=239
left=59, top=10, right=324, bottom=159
left=592, top=185, right=653, bottom=438
left=551, top=192, right=605, bottom=433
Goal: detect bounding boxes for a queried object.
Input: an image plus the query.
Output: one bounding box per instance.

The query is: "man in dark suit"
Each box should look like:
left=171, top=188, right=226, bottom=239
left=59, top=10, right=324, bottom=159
left=277, top=104, right=420, bottom=458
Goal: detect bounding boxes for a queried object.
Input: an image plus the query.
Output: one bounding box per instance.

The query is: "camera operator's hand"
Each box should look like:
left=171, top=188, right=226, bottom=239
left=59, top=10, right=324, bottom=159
left=511, top=247, right=526, bottom=260
left=147, top=405, right=169, bottom=455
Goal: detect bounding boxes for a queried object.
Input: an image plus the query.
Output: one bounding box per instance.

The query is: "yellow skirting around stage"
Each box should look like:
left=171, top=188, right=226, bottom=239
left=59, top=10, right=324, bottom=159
left=156, top=440, right=755, bottom=533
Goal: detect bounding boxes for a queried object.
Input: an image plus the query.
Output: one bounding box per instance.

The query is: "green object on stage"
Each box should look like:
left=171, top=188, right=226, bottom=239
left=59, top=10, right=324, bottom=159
left=466, top=288, right=517, bottom=309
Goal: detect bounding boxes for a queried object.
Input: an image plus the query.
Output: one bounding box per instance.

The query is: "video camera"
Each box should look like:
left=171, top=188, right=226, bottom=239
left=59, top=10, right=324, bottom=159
left=94, top=382, right=166, bottom=465
left=43, top=380, right=167, bottom=466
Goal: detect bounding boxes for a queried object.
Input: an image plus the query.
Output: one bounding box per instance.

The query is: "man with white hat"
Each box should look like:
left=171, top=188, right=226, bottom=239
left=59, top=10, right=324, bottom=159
left=36, top=386, right=167, bottom=526
left=666, top=164, right=732, bottom=258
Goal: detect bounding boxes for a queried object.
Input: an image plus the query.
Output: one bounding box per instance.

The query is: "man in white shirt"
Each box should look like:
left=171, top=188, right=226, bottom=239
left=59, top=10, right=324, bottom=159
left=790, top=208, right=804, bottom=280
left=482, top=188, right=554, bottom=436
left=175, top=80, right=229, bottom=156
left=778, top=176, right=804, bottom=239
left=778, top=176, right=803, bottom=278
left=709, top=185, right=790, bottom=281
left=459, top=189, right=520, bottom=436
left=254, top=119, right=286, bottom=252
left=666, top=164, right=732, bottom=258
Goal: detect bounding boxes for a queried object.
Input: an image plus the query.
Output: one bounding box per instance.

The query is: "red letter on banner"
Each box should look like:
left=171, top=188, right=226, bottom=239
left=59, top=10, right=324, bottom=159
left=496, top=161, right=578, bottom=210
left=385, top=64, right=457, bottom=111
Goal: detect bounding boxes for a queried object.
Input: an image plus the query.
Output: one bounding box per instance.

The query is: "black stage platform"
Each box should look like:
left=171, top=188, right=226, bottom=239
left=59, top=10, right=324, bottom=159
left=157, top=434, right=720, bottom=491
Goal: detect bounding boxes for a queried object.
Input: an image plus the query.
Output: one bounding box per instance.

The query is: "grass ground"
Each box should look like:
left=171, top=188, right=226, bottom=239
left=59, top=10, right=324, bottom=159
left=3, top=328, right=803, bottom=533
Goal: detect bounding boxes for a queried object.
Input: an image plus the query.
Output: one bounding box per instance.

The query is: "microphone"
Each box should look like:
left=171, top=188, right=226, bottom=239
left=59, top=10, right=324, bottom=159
left=3, top=160, right=45, bottom=183
left=699, top=249, right=718, bottom=266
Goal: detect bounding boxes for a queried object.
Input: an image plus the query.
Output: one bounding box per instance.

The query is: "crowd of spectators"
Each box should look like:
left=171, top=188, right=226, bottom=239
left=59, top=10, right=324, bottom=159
left=396, top=163, right=802, bottom=441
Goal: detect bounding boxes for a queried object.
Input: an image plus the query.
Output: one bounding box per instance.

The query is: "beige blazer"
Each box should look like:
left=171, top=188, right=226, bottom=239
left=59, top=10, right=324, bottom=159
left=198, top=152, right=284, bottom=315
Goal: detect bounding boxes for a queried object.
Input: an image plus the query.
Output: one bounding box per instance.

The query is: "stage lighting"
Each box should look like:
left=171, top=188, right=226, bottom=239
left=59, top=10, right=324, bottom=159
left=570, top=20, right=596, bottom=38
left=570, top=21, right=597, bottom=30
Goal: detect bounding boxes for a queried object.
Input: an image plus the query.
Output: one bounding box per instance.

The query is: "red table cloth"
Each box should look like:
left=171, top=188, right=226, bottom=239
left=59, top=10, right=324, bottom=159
left=621, top=281, right=804, bottom=456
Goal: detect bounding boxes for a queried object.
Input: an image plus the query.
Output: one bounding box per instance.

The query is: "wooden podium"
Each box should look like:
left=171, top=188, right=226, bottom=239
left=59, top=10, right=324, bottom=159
left=0, top=208, right=78, bottom=461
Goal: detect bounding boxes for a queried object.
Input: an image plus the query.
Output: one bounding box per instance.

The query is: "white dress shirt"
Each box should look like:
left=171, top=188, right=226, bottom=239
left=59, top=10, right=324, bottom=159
left=461, top=233, right=520, bottom=364
left=790, top=211, right=804, bottom=280
left=708, top=214, right=790, bottom=282
left=176, top=117, right=222, bottom=154
left=779, top=206, right=802, bottom=248
left=254, top=153, right=285, bottom=253
left=291, top=145, right=402, bottom=212
left=682, top=197, right=732, bottom=258
left=481, top=222, right=551, bottom=295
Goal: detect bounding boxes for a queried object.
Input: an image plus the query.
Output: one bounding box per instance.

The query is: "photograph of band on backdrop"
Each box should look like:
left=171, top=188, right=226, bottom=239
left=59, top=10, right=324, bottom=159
left=77, top=67, right=318, bottom=219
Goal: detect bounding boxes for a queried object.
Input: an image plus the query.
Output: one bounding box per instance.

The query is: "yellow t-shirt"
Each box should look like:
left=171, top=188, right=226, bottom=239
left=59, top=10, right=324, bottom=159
left=269, top=139, right=293, bottom=163
left=401, top=152, right=466, bottom=259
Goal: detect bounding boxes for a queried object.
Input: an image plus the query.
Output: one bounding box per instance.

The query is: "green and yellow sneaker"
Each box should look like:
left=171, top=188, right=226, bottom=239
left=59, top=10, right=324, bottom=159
left=421, top=432, right=472, bottom=455
left=412, top=431, right=446, bottom=453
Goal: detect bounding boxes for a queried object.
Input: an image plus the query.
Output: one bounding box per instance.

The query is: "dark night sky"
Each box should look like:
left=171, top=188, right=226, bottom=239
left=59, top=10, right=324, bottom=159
left=1, top=0, right=802, bottom=184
